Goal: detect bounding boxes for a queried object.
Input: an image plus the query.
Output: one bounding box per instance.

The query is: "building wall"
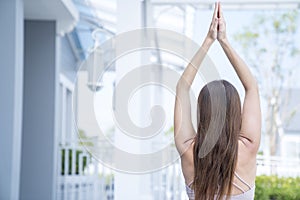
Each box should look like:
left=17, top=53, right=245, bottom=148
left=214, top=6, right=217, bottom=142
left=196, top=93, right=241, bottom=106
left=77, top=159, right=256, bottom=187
left=20, top=20, right=58, bottom=200
left=58, top=35, right=79, bottom=82
left=281, top=132, right=300, bottom=159
left=0, top=0, right=24, bottom=199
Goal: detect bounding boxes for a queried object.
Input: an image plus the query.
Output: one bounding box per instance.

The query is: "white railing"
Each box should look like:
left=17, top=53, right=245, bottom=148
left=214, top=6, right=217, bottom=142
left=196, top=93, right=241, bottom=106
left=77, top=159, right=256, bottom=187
left=257, top=155, right=300, bottom=177
left=56, top=139, right=300, bottom=200
left=57, top=140, right=114, bottom=200
left=156, top=155, right=300, bottom=200
left=58, top=74, right=114, bottom=199
left=152, top=160, right=189, bottom=200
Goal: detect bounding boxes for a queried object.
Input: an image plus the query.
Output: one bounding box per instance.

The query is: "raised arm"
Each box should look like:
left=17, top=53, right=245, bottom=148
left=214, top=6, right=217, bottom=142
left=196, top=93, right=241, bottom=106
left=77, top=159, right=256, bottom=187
left=217, top=3, right=261, bottom=153
left=174, top=3, right=218, bottom=155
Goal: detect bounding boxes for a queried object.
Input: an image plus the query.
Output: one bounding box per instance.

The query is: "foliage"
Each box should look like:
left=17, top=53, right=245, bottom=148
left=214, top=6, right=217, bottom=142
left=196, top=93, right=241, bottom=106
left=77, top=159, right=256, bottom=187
left=60, top=130, right=95, bottom=175
left=61, top=148, right=90, bottom=175
left=255, top=175, right=300, bottom=200
left=102, top=173, right=114, bottom=185
left=165, top=126, right=175, bottom=146
left=164, top=126, right=174, bottom=136
left=233, top=10, right=300, bottom=156
left=78, top=129, right=94, bottom=147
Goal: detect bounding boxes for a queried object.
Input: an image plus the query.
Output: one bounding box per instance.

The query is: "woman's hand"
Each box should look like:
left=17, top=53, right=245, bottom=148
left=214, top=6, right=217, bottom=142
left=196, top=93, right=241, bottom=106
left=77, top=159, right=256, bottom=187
left=205, top=2, right=227, bottom=45
left=205, top=2, right=219, bottom=43
left=217, top=2, right=227, bottom=43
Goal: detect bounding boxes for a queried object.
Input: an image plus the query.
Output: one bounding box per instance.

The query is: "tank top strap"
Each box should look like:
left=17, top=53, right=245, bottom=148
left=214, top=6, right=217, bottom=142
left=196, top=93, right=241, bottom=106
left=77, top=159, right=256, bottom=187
left=186, top=180, right=193, bottom=187
left=232, top=182, right=246, bottom=193
left=234, top=172, right=252, bottom=189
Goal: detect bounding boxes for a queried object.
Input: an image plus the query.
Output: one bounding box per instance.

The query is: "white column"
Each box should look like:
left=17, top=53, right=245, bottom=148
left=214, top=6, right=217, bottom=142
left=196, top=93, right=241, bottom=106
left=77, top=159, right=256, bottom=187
left=0, top=0, right=23, bottom=199
left=114, top=0, right=152, bottom=199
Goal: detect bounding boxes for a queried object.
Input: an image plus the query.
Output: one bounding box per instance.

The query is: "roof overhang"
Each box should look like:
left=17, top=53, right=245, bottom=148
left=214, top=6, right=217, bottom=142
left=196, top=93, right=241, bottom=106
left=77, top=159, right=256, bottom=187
left=24, top=0, right=79, bottom=35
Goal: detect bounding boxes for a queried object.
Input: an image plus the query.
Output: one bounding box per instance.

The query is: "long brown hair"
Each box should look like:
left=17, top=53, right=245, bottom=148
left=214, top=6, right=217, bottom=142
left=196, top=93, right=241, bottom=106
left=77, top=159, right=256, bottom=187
left=193, top=80, right=241, bottom=200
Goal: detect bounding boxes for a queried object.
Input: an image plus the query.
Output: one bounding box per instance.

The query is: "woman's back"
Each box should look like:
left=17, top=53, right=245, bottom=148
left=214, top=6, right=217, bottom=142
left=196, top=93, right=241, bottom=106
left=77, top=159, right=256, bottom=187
left=174, top=3, right=261, bottom=200
left=181, top=139, right=257, bottom=199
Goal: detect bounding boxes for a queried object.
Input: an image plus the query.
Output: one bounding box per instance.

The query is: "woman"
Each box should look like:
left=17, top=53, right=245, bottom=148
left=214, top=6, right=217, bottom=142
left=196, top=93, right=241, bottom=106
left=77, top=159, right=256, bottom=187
left=174, top=2, right=261, bottom=200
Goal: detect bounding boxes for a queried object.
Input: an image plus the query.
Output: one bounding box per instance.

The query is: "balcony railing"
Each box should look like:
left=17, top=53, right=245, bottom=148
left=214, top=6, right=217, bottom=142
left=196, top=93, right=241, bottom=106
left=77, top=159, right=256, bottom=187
left=257, top=155, right=300, bottom=177
left=57, top=140, right=114, bottom=200
left=56, top=138, right=300, bottom=200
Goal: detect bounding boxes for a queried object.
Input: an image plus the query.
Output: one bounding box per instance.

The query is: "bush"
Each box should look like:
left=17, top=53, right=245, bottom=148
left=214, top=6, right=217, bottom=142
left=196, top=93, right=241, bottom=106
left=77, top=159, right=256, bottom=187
left=255, top=175, right=300, bottom=200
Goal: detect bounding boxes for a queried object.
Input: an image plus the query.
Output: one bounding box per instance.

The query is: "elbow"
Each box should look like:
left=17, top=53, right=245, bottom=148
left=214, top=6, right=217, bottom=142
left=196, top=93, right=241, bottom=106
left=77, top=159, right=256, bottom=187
left=176, top=78, right=191, bottom=92
left=245, top=79, right=259, bottom=92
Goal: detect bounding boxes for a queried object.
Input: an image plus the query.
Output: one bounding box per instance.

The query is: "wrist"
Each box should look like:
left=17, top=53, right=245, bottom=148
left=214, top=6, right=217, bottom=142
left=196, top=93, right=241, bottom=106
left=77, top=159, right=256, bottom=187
left=219, top=38, right=229, bottom=47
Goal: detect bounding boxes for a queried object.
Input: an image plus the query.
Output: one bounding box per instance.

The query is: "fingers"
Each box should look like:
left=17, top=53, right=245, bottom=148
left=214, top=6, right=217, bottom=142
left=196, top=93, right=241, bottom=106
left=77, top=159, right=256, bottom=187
left=217, top=2, right=225, bottom=29
left=217, top=2, right=220, bottom=18
left=218, top=2, right=224, bottom=19
left=212, top=2, right=218, bottom=20
left=212, top=18, right=218, bottom=31
left=218, top=18, right=225, bottom=30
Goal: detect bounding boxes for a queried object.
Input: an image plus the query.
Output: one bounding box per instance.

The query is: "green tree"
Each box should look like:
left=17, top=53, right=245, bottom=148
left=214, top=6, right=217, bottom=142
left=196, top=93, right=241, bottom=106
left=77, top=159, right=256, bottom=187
left=234, top=10, right=300, bottom=157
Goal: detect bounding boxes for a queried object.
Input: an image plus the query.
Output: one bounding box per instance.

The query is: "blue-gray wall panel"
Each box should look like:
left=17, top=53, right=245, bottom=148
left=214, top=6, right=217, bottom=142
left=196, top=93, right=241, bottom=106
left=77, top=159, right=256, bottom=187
left=0, top=0, right=23, bottom=199
left=59, top=35, right=78, bottom=83
left=20, top=20, right=58, bottom=200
